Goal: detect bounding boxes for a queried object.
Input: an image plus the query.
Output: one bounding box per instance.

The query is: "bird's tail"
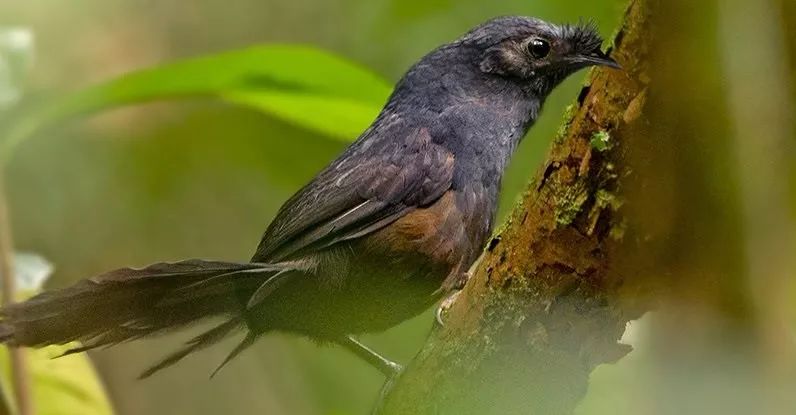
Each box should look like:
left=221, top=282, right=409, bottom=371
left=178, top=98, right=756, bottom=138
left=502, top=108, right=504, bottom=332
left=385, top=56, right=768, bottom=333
left=0, top=259, right=289, bottom=376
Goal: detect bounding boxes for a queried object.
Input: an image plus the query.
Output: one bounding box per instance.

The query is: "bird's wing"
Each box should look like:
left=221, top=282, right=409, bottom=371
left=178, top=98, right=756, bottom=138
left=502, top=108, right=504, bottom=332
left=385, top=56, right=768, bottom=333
left=252, top=126, right=455, bottom=262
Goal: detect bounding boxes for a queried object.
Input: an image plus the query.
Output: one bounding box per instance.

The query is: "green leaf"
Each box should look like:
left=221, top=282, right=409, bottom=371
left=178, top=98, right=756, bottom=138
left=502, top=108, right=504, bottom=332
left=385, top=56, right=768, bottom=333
left=1, top=346, right=114, bottom=415
left=223, top=90, right=380, bottom=141
left=1, top=44, right=392, bottom=157
left=2, top=253, right=111, bottom=415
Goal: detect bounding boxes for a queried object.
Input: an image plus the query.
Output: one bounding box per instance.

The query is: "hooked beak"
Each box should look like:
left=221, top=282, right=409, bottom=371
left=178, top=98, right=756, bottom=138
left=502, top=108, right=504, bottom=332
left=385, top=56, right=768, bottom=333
left=576, top=49, right=622, bottom=70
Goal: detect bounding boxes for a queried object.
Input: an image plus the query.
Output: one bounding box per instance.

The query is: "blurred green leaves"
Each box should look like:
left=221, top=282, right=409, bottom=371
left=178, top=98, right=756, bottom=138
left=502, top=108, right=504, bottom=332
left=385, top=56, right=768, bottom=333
left=1, top=345, right=114, bottom=415
left=13, top=252, right=53, bottom=292
left=1, top=45, right=392, bottom=159
left=0, top=27, right=34, bottom=111
left=2, top=252, right=112, bottom=415
left=224, top=90, right=381, bottom=141
left=0, top=42, right=395, bottom=414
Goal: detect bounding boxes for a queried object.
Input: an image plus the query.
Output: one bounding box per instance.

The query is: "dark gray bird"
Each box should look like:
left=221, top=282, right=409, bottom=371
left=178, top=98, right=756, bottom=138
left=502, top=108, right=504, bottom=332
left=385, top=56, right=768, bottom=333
left=0, top=16, right=618, bottom=379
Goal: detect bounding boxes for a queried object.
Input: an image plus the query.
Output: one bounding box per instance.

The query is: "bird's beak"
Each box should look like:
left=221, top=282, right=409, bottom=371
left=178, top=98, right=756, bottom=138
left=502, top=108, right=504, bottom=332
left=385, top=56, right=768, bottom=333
left=576, top=49, right=622, bottom=70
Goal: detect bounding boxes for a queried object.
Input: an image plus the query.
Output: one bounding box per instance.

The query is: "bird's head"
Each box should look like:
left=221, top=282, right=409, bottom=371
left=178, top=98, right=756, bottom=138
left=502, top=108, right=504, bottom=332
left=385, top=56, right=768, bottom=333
left=447, top=16, right=620, bottom=96
left=386, top=16, right=620, bottom=134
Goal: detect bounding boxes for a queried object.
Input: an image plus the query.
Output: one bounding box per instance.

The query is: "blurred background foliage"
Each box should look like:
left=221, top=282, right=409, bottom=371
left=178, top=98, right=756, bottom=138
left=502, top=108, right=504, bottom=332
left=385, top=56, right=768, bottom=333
left=0, top=0, right=793, bottom=414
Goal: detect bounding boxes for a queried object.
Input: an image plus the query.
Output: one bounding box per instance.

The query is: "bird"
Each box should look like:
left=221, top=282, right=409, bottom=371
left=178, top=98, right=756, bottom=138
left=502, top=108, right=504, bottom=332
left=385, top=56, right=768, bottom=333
left=0, top=16, right=619, bottom=380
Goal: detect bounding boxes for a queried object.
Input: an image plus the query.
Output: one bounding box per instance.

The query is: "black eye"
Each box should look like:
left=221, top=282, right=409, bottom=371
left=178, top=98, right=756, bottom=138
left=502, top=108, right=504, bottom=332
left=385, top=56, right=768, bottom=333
left=528, top=38, right=551, bottom=59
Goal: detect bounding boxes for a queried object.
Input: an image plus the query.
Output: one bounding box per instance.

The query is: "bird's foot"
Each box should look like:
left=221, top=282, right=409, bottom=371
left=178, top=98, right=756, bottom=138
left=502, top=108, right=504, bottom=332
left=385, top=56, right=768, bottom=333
left=435, top=289, right=463, bottom=327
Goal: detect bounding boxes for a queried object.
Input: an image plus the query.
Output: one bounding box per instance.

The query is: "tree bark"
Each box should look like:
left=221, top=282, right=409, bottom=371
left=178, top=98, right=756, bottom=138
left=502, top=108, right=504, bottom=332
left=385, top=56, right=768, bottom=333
left=378, top=1, right=654, bottom=413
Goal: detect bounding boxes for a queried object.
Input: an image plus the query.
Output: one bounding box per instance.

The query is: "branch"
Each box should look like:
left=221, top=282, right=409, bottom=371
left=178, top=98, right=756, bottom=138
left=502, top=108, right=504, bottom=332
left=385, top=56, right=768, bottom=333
left=0, top=169, right=33, bottom=415
left=378, top=1, right=653, bottom=413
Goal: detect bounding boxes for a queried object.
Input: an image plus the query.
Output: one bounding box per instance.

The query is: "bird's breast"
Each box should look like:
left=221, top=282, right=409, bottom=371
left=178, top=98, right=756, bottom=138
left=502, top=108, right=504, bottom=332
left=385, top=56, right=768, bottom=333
left=361, top=187, right=493, bottom=289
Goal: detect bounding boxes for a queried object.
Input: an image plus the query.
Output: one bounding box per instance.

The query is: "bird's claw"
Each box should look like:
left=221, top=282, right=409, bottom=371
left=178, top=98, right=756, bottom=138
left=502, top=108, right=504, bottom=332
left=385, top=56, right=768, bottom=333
left=435, top=289, right=462, bottom=327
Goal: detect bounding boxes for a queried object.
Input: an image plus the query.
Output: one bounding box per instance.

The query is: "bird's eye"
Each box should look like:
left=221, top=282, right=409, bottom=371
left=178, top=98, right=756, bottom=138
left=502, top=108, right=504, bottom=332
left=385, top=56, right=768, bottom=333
left=528, top=38, right=551, bottom=59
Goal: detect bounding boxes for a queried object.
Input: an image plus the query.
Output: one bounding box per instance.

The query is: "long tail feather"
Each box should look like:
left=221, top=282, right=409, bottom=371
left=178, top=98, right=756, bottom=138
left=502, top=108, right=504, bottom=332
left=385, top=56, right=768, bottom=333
left=0, top=259, right=293, bottom=376
left=139, top=318, right=242, bottom=379
left=210, top=331, right=259, bottom=379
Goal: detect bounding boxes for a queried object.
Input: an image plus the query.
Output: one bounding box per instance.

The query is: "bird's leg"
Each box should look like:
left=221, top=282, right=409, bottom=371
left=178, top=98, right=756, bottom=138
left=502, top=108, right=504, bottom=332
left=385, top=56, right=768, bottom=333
left=336, top=336, right=403, bottom=415
left=336, top=335, right=402, bottom=378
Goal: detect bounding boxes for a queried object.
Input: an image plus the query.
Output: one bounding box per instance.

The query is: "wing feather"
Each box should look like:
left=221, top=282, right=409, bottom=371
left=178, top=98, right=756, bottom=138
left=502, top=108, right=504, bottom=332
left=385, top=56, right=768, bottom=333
left=253, top=124, right=454, bottom=262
